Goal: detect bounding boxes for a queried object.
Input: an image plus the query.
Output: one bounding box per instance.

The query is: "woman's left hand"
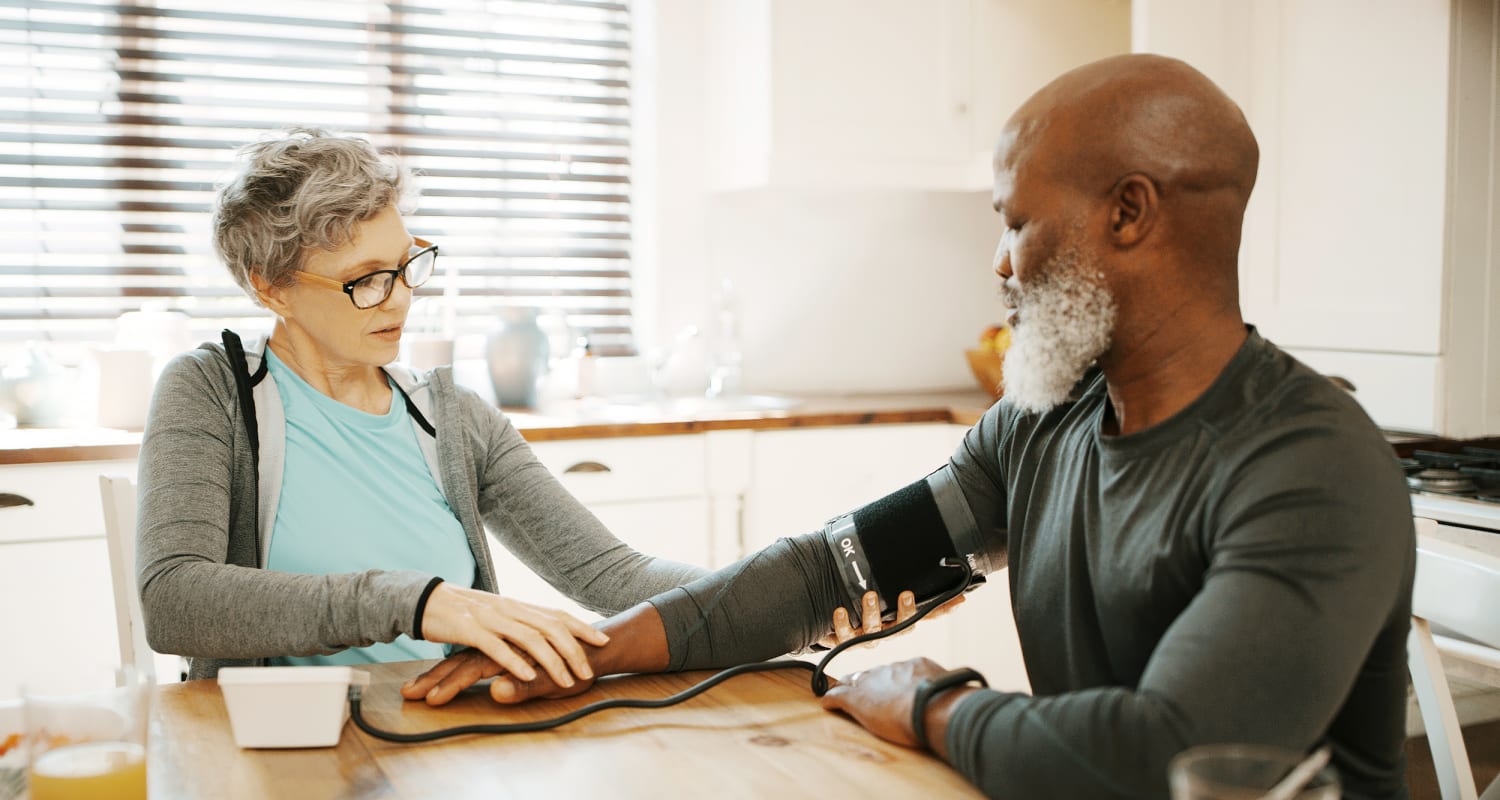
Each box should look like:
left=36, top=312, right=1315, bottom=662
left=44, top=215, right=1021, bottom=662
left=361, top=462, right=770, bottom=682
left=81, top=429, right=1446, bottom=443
left=416, top=583, right=606, bottom=691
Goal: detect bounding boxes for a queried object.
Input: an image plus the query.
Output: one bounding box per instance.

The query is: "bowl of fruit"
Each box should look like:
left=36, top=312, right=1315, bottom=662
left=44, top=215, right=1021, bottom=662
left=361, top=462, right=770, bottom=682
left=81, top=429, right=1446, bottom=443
left=965, top=325, right=1010, bottom=400
left=0, top=699, right=21, bottom=800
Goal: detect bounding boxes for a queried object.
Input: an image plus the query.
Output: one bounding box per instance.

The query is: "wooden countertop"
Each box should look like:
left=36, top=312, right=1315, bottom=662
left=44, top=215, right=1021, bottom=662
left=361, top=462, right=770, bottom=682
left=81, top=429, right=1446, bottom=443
left=0, top=426, right=146, bottom=465
left=510, top=390, right=993, bottom=441
left=150, top=660, right=984, bottom=799
left=0, top=391, right=995, bottom=464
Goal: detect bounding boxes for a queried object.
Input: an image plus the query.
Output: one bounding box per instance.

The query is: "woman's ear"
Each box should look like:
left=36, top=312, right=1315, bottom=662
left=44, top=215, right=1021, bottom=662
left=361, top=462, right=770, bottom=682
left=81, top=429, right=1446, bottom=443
left=1109, top=173, right=1158, bottom=248
left=249, top=271, right=290, bottom=315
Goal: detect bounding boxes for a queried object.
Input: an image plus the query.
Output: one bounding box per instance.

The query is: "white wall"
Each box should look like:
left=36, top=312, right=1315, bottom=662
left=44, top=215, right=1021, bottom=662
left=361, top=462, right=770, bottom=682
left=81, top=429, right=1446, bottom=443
left=704, top=187, right=999, bottom=394
left=630, top=0, right=715, bottom=388
left=635, top=0, right=1130, bottom=396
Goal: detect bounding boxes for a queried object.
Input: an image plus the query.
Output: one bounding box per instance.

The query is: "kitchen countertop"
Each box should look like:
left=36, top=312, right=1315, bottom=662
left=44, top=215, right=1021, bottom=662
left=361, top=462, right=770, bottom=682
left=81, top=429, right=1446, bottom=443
left=0, top=390, right=997, bottom=465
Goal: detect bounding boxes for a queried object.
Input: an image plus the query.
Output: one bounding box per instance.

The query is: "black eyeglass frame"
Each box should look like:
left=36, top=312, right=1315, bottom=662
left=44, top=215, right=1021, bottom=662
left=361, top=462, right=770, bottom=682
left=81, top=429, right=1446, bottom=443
left=294, top=237, right=439, bottom=309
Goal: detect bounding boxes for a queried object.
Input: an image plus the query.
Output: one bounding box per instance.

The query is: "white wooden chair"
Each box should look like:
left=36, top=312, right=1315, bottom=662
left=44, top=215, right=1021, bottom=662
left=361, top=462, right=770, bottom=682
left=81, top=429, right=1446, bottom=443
left=1409, top=520, right=1500, bottom=800
left=99, top=474, right=184, bottom=682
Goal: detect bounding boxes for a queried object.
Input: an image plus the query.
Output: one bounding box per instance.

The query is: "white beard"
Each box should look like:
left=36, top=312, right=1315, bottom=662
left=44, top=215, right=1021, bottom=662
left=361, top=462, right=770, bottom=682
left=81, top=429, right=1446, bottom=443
left=1000, top=244, right=1117, bottom=414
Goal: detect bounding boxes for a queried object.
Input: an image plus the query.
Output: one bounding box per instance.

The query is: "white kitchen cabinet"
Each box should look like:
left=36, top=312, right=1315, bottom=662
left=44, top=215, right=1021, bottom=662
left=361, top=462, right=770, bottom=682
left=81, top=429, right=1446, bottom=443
left=743, top=424, right=964, bottom=551
left=1133, top=0, right=1500, bottom=435
left=514, top=436, right=714, bottom=619
left=704, top=0, right=1129, bottom=191
left=1406, top=517, right=1500, bottom=734
left=0, top=460, right=135, bottom=700
left=0, top=459, right=135, bottom=544
left=0, top=538, right=120, bottom=701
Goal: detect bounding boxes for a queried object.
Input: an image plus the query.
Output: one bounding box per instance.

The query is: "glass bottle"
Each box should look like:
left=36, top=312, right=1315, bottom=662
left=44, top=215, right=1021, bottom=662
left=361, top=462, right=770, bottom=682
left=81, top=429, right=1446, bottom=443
left=706, top=278, right=743, bottom=399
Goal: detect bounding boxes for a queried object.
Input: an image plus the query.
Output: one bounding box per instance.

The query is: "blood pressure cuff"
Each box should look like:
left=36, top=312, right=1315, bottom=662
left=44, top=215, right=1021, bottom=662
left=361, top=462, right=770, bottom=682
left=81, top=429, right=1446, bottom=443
left=819, top=464, right=996, bottom=619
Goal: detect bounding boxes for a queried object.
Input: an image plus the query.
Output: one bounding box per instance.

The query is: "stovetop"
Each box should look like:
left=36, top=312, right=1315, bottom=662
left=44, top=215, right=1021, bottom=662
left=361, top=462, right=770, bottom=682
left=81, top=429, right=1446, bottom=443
left=1402, top=447, right=1500, bottom=503
left=1401, top=444, right=1500, bottom=531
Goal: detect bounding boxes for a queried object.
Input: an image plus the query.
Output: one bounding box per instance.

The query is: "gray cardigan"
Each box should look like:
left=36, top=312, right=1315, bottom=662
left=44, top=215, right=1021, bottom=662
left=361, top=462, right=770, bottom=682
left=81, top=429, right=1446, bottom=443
left=136, top=334, right=707, bottom=680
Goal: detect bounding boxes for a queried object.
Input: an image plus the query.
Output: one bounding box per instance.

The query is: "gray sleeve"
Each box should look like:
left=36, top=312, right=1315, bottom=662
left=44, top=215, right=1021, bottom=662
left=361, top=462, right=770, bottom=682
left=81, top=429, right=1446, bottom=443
left=648, top=533, right=856, bottom=670
left=464, top=392, right=709, bottom=616
left=136, top=350, right=434, bottom=659
left=949, top=403, right=1010, bottom=567
left=942, top=427, right=1414, bottom=799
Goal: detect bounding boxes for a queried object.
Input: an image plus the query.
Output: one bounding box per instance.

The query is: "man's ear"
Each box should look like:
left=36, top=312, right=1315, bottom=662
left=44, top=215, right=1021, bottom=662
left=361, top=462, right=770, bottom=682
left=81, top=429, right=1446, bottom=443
left=1108, top=173, right=1158, bottom=247
left=249, top=270, right=290, bottom=315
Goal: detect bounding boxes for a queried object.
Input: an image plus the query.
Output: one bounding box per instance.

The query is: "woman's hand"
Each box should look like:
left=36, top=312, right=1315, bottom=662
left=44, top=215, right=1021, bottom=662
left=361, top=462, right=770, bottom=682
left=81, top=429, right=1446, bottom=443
left=405, top=601, right=670, bottom=707
left=416, top=583, right=607, bottom=691
left=817, top=590, right=966, bottom=650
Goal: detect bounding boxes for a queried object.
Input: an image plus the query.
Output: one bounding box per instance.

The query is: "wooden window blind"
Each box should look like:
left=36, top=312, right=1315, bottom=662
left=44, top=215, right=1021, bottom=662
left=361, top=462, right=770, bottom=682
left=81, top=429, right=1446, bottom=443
left=0, top=0, right=635, bottom=354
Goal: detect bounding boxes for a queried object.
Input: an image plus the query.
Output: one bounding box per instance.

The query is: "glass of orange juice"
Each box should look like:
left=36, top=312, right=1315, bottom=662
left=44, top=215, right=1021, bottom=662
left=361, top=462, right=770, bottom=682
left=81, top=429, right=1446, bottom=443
left=21, top=665, right=149, bottom=800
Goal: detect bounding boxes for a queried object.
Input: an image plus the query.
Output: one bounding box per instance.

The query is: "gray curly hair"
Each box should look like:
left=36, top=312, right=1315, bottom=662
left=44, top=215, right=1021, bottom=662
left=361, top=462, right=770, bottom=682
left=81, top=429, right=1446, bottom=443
left=212, top=128, right=416, bottom=302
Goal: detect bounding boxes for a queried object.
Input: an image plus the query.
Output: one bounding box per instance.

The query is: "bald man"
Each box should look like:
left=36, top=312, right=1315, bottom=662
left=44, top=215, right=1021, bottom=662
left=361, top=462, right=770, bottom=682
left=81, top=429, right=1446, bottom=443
left=405, top=55, right=1414, bottom=799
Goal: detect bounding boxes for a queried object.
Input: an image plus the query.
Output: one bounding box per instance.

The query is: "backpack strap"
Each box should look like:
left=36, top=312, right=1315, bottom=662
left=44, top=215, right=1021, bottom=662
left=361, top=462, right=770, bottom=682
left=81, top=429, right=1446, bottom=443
left=222, top=330, right=437, bottom=453
left=383, top=367, right=437, bottom=439
left=221, top=329, right=265, bottom=464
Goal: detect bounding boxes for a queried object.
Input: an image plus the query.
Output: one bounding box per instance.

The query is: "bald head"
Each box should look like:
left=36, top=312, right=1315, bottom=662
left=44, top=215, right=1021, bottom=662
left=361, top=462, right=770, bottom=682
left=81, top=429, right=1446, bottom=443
left=1004, top=54, right=1257, bottom=200
left=994, top=54, right=1258, bottom=291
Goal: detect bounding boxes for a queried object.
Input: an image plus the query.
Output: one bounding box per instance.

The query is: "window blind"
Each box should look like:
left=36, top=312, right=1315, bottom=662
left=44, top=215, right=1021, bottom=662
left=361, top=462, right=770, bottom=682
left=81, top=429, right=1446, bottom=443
left=0, top=0, right=636, bottom=355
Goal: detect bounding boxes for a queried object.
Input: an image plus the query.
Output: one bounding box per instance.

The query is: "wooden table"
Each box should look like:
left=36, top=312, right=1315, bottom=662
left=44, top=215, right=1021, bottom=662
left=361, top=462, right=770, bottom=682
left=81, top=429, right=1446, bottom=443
left=149, top=661, right=984, bottom=799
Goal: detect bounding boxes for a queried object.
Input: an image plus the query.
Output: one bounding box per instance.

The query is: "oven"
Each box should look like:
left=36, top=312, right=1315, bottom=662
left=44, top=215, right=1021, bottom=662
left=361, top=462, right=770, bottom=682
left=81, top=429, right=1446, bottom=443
left=1398, top=439, right=1500, bottom=736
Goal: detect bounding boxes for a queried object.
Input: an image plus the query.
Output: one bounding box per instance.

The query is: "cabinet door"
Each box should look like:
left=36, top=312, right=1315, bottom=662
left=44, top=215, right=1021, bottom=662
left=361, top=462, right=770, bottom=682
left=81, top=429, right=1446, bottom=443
left=526, top=436, right=706, bottom=507
left=0, top=460, right=136, bottom=544
left=1134, top=0, right=1450, bottom=355
left=743, top=424, right=962, bottom=552
left=490, top=497, right=710, bottom=622
left=0, top=538, right=119, bottom=700
left=506, top=436, right=711, bottom=619
left=769, top=0, right=975, bottom=182
left=705, top=0, right=1128, bottom=190
left=1252, top=0, right=1448, bottom=355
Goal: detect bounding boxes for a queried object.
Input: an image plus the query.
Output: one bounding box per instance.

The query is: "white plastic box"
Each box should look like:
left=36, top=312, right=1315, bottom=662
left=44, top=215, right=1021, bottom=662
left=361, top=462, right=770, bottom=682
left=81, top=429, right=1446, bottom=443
left=217, top=666, right=371, bottom=749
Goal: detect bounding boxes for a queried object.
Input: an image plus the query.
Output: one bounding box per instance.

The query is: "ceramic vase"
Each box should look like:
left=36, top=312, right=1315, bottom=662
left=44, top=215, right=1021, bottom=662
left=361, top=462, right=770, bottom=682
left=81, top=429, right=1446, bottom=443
left=485, top=306, right=550, bottom=408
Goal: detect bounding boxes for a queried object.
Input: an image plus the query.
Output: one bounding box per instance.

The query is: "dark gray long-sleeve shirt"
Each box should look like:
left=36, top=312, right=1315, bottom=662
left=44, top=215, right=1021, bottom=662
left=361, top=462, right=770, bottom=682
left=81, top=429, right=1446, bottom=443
left=647, top=329, right=1414, bottom=799
left=138, top=337, right=706, bottom=680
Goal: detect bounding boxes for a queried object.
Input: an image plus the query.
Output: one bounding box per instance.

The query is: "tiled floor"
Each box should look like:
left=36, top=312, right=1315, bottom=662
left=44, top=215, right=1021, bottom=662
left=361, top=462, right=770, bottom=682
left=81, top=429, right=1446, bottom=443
left=1406, top=720, right=1500, bottom=799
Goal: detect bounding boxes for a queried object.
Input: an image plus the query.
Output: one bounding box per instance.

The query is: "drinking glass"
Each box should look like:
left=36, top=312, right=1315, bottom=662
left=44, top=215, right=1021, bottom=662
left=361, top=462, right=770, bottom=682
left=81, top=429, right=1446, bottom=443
left=1169, top=744, right=1339, bottom=800
left=22, top=665, right=150, bottom=800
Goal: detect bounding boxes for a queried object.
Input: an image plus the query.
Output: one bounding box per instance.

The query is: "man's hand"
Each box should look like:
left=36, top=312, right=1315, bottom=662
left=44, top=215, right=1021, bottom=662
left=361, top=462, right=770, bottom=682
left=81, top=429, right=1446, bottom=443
left=416, top=583, right=608, bottom=691
left=819, top=657, right=952, bottom=749
left=818, top=590, right=967, bottom=650
left=400, top=648, right=595, bottom=706
left=403, top=601, right=671, bottom=706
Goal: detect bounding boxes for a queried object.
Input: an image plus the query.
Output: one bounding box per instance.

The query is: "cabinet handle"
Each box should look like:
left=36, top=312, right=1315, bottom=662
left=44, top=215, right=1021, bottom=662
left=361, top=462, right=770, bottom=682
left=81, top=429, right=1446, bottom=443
left=564, top=461, right=612, bottom=474
left=0, top=493, right=35, bottom=509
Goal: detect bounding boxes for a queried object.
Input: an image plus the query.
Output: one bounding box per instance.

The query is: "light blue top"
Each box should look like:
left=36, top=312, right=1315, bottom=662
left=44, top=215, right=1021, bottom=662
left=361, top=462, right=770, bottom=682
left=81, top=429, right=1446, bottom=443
left=264, top=349, right=474, bottom=666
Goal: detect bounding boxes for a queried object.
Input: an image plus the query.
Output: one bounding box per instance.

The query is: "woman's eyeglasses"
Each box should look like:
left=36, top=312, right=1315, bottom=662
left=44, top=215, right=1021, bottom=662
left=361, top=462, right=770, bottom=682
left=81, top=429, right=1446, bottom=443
left=293, top=238, right=438, bottom=309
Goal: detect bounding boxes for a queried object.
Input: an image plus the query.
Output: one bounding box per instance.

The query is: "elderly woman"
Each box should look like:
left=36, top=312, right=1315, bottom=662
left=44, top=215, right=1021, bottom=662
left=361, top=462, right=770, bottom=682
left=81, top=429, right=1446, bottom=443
left=135, top=128, right=709, bottom=688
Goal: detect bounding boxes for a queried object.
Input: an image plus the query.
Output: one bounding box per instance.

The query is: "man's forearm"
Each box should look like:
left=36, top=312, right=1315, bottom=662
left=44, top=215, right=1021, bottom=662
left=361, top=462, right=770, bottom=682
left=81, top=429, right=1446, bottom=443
left=412, top=533, right=853, bottom=706
left=590, top=601, right=672, bottom=675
